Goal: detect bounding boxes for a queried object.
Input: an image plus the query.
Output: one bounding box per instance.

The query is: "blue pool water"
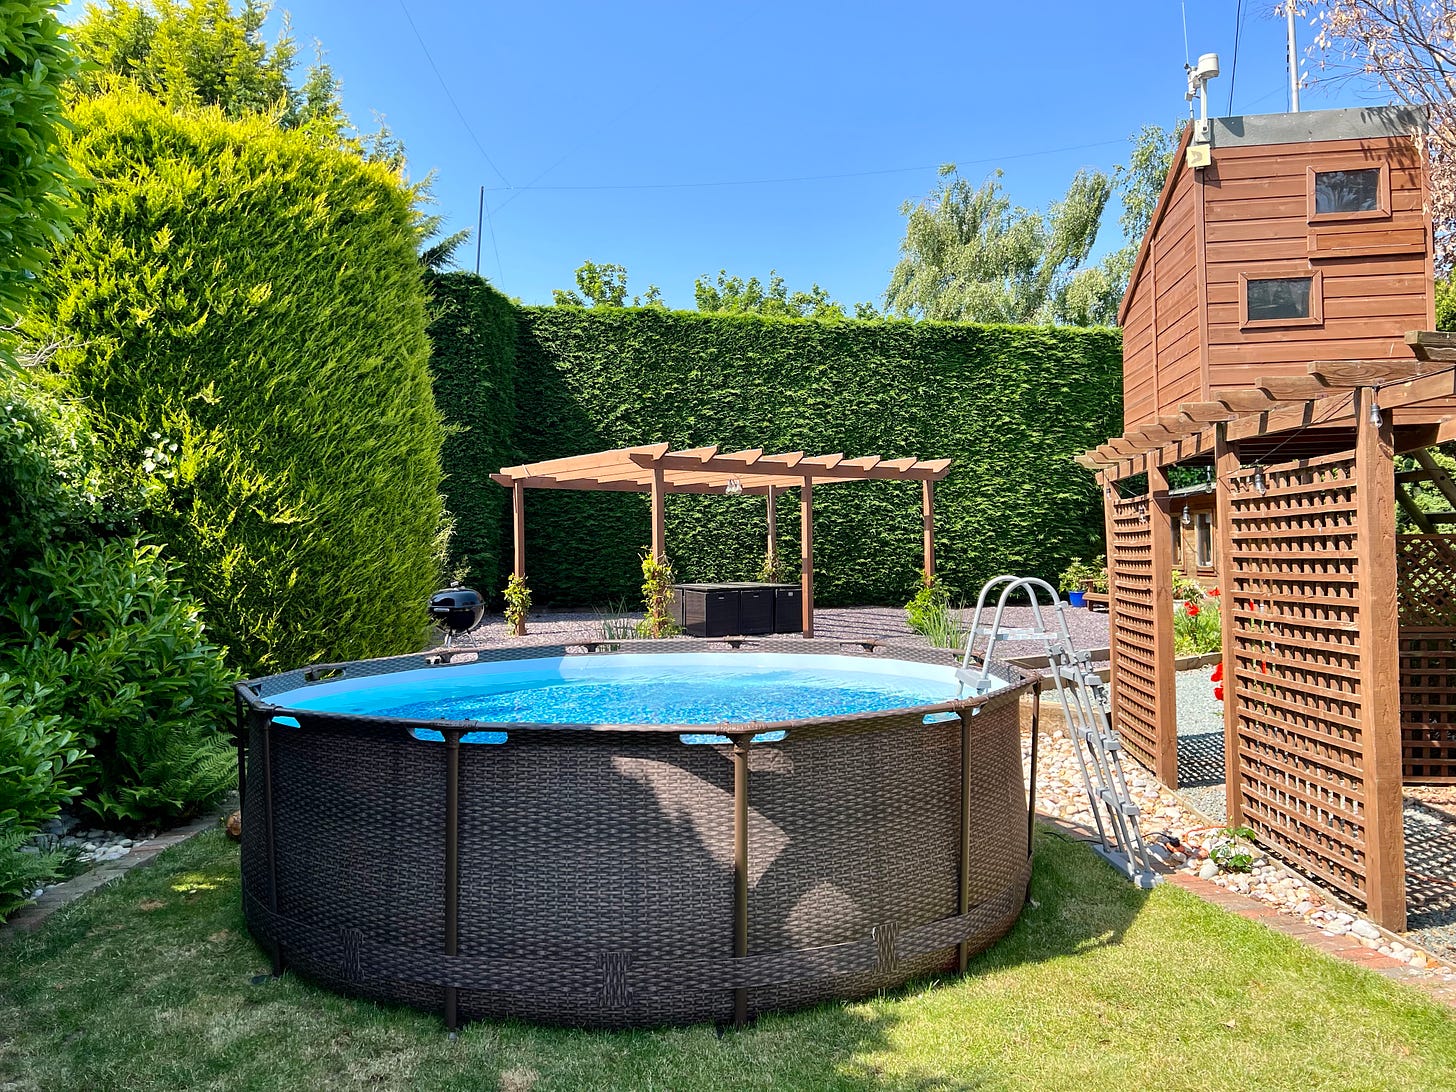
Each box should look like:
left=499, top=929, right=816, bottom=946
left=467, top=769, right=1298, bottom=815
left=268, top=653, right=985, bottom=734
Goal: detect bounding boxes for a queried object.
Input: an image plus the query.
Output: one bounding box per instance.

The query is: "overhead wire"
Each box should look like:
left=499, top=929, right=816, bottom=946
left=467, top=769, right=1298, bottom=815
left=397, top=0, right=511, bottom=188
left=482, top=136, right=1130, bottom=215
left=1227, top=0, right=1245, bottom=115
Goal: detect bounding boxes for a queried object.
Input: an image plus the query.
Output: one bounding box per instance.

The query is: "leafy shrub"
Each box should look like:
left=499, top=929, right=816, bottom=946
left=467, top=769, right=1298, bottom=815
left=1057, top=556, right=1105, bottom=594
left=1208, top=825, right=1258, bottom=873
left=905, top=572, right=949, bottom=632
left=503, top=574, right=531, bottom=634
left=1170, top=568, right=1204, bottom=601
left=0, top=830, right=64, bottom=920
left=34, top=90, right=444, bottom=674
left=0, top=2, right=78, bottom=331
left=436, top=301, right=1120, bottom=605
left=0, top=674, right=81, bottom=835
left=1173, top=594, right=1221, bottom=657
left=1, top=538, right=237, bottom=823
left=636, top=552, right=680, bottom=638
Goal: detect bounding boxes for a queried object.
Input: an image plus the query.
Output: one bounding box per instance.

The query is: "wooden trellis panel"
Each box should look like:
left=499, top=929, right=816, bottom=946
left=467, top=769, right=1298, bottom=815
left=1223, top=454, right=1368, bottom=908
left=1225, top=453, right=1372, bottom=904
left=1398, top=534, right=1456, bottom=782
left=1107, top=491, right=1161, bottom=771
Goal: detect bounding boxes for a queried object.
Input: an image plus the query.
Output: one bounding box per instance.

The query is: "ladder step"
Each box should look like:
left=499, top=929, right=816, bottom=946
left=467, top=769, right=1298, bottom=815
left=983, top=628, right=1058, bottom=642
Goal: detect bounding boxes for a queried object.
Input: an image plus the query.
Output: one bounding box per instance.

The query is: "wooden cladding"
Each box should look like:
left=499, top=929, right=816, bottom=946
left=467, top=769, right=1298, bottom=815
left=1120, top=126, right=1435, bottom=431
left=1398, top=534, right=1456, bottom=782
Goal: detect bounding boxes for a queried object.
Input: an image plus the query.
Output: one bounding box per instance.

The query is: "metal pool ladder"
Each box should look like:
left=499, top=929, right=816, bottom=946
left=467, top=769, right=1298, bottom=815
left=957, top=575, right=1159, bottom=889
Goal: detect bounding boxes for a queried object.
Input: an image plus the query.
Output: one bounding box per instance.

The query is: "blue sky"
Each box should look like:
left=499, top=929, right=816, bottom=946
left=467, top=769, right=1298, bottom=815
left=89, top=2, right=1384, bottom=309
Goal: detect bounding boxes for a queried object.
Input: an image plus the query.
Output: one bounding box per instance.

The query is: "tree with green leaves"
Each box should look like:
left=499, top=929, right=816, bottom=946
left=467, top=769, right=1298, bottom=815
left=0, top=3, right=79, bottom=332
left=694, top=269, right=852, bottom=319
left=553, top=260, right=663, bottom=307
left=1059, top=124, right=1179, bottom=325
left=70, top=0, right=346, bottom=135
left=884, top=166, right=1112, bottom=325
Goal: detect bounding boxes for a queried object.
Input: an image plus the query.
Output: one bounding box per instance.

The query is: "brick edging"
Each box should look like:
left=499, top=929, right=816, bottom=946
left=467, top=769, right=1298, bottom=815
left=0, top=810, right=226, bottom=940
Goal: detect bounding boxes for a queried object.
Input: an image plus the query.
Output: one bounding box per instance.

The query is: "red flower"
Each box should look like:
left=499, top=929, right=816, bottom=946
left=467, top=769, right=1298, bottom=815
left=1210, top=662, right=1223, bottom=683
left=1214, top=684, right=1225, bottom=701
left=1185, top=602, right=1201, bottom=618
left=1209, top=587, right=1221, bottom=597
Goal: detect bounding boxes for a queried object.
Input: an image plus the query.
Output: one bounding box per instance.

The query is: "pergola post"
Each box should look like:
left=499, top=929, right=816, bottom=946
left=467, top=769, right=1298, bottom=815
left=766, top=485, right=778, bottom=572
left=650, top=466, right=667, bottom=562
left=1213, top=424, right=1241, bottom=825
left=512, top=481, right=526, bottom=636
left=922, top=480, right=935, bottom=583
left=800, top=478, right=814, bottom=638
left=1353, top=386, right=1406, bottom=930
left=1147, top=460, right=1179, bottom=787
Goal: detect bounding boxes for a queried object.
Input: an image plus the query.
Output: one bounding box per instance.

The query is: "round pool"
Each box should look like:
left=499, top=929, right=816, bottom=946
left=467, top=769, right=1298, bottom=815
left=236, top=640, right=1033, bottom=1029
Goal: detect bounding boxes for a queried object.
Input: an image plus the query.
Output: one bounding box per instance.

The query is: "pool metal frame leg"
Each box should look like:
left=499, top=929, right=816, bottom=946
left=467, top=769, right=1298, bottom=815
left=731, top=733, right=751, bottom=1028
left=444, top=729, right=462, bottom=1031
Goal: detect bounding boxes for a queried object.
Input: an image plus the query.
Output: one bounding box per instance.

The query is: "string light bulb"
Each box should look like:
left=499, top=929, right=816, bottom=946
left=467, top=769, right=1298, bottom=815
left=1182, top=502, right=1191, bottom=526
left=1368, top=390, right=1382, bottom=428
left=1254, top=466, right=1267, bottom=496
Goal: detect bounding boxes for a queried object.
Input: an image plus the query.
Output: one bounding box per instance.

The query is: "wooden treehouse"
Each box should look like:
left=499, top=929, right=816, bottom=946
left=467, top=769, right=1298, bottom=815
left=1081, top=104, right=1456, bottom=932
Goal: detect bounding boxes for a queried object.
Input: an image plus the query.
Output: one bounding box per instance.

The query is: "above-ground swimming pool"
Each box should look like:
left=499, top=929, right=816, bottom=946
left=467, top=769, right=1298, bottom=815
left=237, top=641, right=1033, bottom=1029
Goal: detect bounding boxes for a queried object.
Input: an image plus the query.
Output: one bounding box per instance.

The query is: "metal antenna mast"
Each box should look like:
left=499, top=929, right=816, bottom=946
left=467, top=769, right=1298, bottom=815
left=1287, top=4, right=1301, bottom=111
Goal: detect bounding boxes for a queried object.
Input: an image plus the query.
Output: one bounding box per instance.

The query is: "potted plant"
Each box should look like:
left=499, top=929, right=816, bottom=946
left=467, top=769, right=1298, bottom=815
left=1058, top=557, right=1102, bottom=606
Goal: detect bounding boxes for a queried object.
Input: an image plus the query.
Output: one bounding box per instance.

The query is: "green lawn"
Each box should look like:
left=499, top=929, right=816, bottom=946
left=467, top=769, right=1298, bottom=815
left=2, top=828, right=1455, bottom=1092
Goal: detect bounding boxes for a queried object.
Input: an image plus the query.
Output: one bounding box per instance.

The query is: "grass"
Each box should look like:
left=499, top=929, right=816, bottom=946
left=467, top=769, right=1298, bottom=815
left=2, top=830, right=1455, bottom=1092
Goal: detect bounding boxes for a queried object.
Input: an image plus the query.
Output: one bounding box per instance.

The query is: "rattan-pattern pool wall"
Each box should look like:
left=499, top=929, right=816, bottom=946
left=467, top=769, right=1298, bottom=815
left=236, top=641, right=1033, bottom=1029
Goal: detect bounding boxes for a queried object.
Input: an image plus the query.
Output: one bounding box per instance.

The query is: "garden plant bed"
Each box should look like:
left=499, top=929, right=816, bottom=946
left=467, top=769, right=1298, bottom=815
left=4, top=827, right=1456, bottom=1091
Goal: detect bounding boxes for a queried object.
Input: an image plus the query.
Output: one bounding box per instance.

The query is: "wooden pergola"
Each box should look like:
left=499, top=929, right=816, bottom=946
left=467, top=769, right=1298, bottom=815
left=491, top=443, right=953, bottom=637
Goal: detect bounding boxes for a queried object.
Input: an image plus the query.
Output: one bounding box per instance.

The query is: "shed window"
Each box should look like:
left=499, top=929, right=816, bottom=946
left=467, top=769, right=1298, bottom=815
left=1314, top=168, right=1382, bottom=215
left=1195, top=512, right=1214, bottom=570
left=1246, top=277, right=1312, bottom=321
left=1240, top=269, right=1323, bottom=328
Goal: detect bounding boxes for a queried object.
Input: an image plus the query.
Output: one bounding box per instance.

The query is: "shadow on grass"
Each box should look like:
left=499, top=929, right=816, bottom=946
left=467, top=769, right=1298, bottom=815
left=0, top=823, right=1150, bottom=1092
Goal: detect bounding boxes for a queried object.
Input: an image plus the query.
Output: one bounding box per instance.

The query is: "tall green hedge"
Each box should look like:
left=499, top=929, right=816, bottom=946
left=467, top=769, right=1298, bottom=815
left=0, top=3, right=77, bottom=332
left=432, top=292, right=1121, bottom=607
left=34, top=90, right=444, bottom=674
left=426, top=271, right=518, bottom=584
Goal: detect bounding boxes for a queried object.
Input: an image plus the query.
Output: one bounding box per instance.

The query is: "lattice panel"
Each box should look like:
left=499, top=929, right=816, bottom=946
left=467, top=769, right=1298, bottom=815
left=1398, top=534, right=1456, bottom=782
left=1107, top=491, right=1159, bottom=769
left=1226, top=453, right=1369, bottom=905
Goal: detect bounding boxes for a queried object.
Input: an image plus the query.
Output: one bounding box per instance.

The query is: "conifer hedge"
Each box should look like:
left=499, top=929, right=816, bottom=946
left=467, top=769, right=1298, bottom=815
left=430, top=281, right=1121, bottom=607
left=35, top=91, right=444, bottom=674
left=426, top=271, right=518, bottom=585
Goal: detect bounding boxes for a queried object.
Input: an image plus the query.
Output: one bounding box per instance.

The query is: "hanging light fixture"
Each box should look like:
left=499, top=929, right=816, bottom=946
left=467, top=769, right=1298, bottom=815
left=1254, top=466, right=1267, bottom=496
left=1368, top=389, right=1383, bottom=428
left=1181, top=502, right=1191, bottom=526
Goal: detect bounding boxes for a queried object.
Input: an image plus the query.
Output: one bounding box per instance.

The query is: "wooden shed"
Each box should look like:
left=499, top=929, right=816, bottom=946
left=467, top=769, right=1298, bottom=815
left=1079, top=104, right=1456, bottom=934
left=1120, top=105, right=1437, bottom=433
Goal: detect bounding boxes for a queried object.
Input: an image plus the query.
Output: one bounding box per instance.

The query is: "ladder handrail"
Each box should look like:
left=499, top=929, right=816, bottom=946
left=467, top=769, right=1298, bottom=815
left=961, top=575, right=1158, bottom=888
